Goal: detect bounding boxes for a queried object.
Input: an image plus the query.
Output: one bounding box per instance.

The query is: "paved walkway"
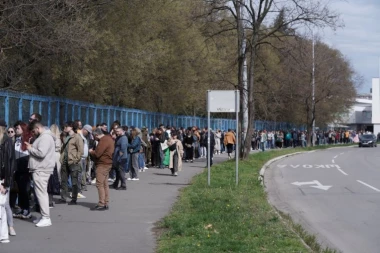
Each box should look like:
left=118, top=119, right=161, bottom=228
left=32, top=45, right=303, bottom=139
left=2, top=153, right=230, bottom=253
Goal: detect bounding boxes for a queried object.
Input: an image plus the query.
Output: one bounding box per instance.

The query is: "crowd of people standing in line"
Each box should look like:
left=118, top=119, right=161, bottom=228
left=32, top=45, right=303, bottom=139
left=251, top=129, right=365, bottom=151
left=0, top=113, right=238, bottom=243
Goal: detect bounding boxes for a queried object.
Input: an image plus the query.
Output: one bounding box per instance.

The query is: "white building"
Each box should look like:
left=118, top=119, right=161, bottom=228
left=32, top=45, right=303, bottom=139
left=338, top=95, right=372, bottom=131
left=372, top=78, right=380, bottom=135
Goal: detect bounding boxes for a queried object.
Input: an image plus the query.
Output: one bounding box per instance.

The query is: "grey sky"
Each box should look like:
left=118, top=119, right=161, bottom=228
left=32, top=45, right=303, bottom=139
left=321, top=0, right=380, bottom=94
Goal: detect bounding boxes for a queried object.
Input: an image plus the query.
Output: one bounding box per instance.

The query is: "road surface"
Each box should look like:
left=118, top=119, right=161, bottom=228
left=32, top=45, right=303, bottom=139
left=265, top=146, right=380, bottom=253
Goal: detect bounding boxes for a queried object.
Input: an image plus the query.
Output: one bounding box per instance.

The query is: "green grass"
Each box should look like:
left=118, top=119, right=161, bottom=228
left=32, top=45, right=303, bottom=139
left=156, top=145, right=349, bottom=253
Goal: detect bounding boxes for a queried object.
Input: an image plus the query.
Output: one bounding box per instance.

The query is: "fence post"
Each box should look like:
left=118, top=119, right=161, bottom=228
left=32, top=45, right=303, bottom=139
left=4, top=95, right=9, bottom=125
left=18, top=98, right=23, bottom=121
left=47, top=101, right=51, bottom=126
left=29, top=99, right=34, bottom=116
left=56, top=101, right=60, bottom=126
left=107, top=108, right=111, bottom=127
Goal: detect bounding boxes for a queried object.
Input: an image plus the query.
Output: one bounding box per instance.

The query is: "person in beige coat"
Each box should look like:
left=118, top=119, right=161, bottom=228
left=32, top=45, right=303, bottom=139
left=168, top=131, right=184, bottom=176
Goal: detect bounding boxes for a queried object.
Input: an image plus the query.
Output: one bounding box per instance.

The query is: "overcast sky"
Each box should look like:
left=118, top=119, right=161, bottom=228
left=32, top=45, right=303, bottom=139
left=321, top=0, right=380, bottom=94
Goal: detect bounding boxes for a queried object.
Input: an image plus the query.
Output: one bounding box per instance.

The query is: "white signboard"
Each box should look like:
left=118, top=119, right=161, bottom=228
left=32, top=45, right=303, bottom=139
left=208, top=90, right=239, bottom=113
left=207, top=90, right=239, bottom=186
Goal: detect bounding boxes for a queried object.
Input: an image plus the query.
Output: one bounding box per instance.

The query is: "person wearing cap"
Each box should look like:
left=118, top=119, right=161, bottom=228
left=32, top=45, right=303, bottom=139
left=89, top=128, right=114, bottom=210
left=57, top=121, right=84, bottom=205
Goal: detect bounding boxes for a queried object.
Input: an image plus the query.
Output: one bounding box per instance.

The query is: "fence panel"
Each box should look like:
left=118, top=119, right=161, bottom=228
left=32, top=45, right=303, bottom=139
left=0, top=91, right=304, bottom=131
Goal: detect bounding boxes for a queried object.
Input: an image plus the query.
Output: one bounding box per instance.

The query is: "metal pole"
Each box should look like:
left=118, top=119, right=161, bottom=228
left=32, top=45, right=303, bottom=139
left=312, top=29, right=316, bottom=146
left=207, top=91, right=211, bottom=186
left=235, top=90, right=240, bottom=185
left=208, top=112, right=211, bottom=186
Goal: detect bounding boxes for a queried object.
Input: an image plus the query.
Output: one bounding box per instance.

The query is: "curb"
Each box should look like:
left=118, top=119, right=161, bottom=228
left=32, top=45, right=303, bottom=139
left=258, top=145, right=356, bottom=184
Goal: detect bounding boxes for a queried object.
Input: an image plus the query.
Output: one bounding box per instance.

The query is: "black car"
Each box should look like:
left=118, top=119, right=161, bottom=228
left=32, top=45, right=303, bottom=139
left=359, top=134, right=377, bottom=147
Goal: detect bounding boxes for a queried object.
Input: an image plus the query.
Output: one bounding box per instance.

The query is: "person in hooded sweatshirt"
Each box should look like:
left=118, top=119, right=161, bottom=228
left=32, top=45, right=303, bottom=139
left=25, top=121, right=55, bottom=227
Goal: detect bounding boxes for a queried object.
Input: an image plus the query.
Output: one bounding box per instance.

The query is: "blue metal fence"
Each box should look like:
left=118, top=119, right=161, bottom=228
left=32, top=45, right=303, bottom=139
left=0, top=91, right=303, bottom=131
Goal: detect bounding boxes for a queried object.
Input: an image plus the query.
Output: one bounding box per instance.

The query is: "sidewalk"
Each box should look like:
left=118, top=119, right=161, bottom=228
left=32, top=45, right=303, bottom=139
left=2, top=153, right=230, bottom=253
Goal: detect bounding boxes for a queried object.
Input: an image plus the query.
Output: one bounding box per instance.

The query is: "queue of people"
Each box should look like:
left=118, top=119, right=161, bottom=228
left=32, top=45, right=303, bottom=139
left=250, top=129, right=358, bottom=151
left=0, top=113, right=233, bottom=243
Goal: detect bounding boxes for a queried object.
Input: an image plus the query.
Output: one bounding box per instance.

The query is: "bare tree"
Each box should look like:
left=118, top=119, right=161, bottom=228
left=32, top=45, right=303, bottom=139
left=278, top=37, right=357, bottom=144
left=204, top=0, right=340, bottom=159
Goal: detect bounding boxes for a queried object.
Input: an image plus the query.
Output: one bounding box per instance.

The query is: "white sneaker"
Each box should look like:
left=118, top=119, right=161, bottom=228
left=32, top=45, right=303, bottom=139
left=9, top=227, right=16, bottom=236
left=127, top=178, right=132, bottom=181
left=108, top=178, right=115, bottom=182
left=144, top=167, right=149, bottom=170
left=77, top=193, right=86, bottom=199
left=35, top=218, right=52, bottom=227
left=33, top=218, right=42, bottom=224
left=69, top=192, right=86, bottom=199
left=174, top=172, right=178, bottom=176
left=0, top=239, right=10, bottom=243
left=131, top=178, right=139, bottom=181
left=91, top=179, right=96, bottom=184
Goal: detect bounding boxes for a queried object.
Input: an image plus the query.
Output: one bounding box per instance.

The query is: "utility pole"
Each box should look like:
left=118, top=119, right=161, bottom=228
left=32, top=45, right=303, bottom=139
left=311, top=30, right=316, bottom=146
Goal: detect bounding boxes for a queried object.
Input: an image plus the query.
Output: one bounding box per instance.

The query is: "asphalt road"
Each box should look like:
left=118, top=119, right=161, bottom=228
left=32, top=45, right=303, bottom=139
left=2, top=153, right=229, bottom=253
left=265, top=146, right=380, bottom=253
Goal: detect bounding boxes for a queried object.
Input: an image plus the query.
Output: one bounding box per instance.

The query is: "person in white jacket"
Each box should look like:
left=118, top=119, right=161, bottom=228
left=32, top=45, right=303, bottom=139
left=0, top=181, right=9, bottom=243
left=25, top=121, right=56, bottom=228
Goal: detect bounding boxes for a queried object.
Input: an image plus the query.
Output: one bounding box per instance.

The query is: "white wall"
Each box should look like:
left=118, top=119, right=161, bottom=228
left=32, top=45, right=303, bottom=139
left=372, top=78, right=380, bottom=134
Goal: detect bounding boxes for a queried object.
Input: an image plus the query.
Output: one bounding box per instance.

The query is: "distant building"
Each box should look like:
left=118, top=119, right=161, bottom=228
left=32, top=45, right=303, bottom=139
left=372, top=78, right=380, bottom=135
left=337, top=95, right=372, bottom=132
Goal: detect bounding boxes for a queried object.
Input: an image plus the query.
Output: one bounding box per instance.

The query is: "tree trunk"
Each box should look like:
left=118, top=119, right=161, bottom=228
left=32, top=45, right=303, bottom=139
left=242, top=36, right=257, bottom=159
left=236, top=0, right=247, bottom=158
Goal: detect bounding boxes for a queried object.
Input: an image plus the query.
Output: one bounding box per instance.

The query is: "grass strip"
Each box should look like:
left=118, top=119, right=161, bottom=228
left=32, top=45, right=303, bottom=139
left=156, top=145, right=350, bottom=253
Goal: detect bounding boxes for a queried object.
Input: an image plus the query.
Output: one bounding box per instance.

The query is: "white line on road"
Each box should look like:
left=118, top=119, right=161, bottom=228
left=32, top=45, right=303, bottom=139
left=337, top=168, right=348, bottom=176
left=340, top=153, right=344, bottom=155
left=357, top=180, right=380, bottom=192
left=332, top=159, right=335, bottom=163
left=333, top=155, right=338, bottom=159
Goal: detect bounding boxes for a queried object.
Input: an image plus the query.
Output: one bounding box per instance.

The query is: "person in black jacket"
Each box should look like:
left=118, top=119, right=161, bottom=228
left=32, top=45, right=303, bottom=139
left=202, top=128, right=215, bottom=167
left=183, top=129, right=194, bottom=163
left=0, top=119, right=16, bottom=236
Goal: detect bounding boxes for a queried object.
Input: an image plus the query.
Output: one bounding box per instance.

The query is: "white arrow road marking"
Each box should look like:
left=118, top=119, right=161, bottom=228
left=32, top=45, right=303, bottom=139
left=337, top=168, right=348, bottom=176
left=357, top=180, right=380, bottom=192
left=333, top=155, right=338, bottom=159
left=292, top=180, right=332, bottom=191
left=277, top=165, right=287, bottom=168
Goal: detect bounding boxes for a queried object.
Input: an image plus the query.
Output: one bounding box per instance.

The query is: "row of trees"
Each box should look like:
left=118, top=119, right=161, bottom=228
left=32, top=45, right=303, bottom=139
left=0, top=0, right=358, bottom=156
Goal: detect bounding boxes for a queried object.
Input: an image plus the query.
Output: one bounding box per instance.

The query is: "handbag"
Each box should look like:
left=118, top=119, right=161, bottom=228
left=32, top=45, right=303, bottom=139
left=169, top=142, right=177, bottom=151
left=160, top=140, right=168, bottom=150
